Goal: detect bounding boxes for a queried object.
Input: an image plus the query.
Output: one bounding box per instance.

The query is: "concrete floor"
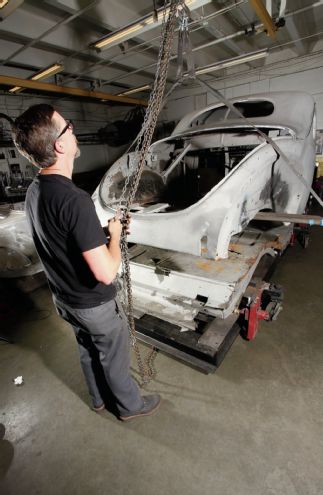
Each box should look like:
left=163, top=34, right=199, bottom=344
left=1, top=227, right=323, bottom=495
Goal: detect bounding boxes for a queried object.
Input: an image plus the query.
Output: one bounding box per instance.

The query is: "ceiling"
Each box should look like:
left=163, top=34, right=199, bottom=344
left=0, top=0, right=323, bottom=105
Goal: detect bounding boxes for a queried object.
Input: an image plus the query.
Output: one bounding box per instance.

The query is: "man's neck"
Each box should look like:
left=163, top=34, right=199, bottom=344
left=39, top=160, right=73, bottom=178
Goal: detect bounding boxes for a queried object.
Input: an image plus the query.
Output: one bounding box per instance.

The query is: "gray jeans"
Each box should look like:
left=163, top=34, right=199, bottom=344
left=53, top=296, right=143, bottom=415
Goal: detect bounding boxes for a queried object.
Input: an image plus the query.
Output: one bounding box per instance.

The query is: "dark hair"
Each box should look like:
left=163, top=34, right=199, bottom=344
left=12, top=104, right=59, bottom=169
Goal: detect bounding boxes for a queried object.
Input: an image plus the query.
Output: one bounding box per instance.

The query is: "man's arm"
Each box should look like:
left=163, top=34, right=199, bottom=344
left=82, top=217, right=122, bottom=285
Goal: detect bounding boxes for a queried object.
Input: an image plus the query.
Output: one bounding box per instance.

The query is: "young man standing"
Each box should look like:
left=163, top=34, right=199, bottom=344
left=13, top=104, right=160, bottom=420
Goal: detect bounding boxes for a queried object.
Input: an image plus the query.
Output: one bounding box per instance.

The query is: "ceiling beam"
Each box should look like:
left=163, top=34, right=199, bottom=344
left=249, top=0, right=277, bottom=39
left=0, top=75, right=147, bottom=105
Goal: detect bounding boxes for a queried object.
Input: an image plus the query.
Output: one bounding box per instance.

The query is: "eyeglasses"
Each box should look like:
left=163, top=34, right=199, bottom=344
left=56, top=119, right=74, bottom=140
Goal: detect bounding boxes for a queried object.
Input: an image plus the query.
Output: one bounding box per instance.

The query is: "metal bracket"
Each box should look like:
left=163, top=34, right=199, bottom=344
left=240, top=282, right=283, bottom=340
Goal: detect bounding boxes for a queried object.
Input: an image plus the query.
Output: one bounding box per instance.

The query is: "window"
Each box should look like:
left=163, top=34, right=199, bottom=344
left=191, top=100, right=275, bottom=128
left=10, top=163, right=21, bottom=174
left=229, top=101, right=274, bottom=118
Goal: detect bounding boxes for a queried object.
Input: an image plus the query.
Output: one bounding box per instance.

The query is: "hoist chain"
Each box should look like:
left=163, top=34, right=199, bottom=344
left=176, top=2, right=195, bottom=80
left=117, top=0, right=185, bottom=386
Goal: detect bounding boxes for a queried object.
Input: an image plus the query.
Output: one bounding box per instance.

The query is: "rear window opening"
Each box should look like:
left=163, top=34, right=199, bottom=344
left=191, top=100, right=275, bottom=128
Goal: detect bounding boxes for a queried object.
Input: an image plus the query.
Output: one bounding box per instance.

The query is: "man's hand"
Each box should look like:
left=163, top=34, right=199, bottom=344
left=108, top=216, right=122, bottom=240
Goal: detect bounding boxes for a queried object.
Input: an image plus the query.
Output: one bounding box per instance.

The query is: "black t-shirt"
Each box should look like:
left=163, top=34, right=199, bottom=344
left=25, top=174, right=116, bottom=308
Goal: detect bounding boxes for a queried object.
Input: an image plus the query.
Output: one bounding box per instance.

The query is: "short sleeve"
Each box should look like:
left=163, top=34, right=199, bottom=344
left=63, top=192, right=107, bottom=252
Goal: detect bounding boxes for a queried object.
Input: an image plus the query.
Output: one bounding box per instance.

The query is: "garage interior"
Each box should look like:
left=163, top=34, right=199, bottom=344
left=1, top=1, right=323, bottom=494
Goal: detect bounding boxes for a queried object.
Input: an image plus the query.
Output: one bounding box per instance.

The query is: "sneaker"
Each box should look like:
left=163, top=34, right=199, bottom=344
left=119, top=394, right=161, bottom=421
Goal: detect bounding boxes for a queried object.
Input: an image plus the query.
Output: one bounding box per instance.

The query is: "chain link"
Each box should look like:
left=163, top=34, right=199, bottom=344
left=116, top=0, right=184, bottom=386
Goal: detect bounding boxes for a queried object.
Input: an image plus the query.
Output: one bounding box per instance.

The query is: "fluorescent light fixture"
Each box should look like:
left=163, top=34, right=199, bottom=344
left=31, top=63, right=63, bottom=81
left=0, top=0, right=24, bottom=20
left=92, top=0, right=212, bottom=50
left=8, top=63, right=64, bottom=93
left=9, top=86, right=22, bottom=93
left=117, top=84, right=151, bottom=96
left=195, top=50, right=268, bottom=75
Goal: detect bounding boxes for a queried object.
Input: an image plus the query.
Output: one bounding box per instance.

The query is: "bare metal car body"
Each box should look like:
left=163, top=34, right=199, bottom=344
left=92, top=91, right=315, bottom=328
left=0, top=207, right=41, bottom=278
left=94, top=91, right=315, bottom=260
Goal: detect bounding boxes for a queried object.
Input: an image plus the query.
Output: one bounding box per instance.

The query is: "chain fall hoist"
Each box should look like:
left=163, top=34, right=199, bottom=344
left=116, top=0, right=187, bottom=386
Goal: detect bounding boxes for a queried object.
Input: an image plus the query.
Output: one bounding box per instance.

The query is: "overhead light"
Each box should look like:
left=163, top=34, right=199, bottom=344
left=91, top=0, right=212, bottom=50
left=9, top=86, right=23, bottom=93
left=117, top=84, right=151, bottom=96
left=195, top=50, right=268, bottom=75
left=0, top=0, right=24, bottom=20
left=30, top=63, right=64, bottom=81
left=8, top=63, right=64, bottom=93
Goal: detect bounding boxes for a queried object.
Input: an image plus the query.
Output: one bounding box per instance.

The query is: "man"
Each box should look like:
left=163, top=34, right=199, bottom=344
left=12, top=104, right=160, bottom=420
